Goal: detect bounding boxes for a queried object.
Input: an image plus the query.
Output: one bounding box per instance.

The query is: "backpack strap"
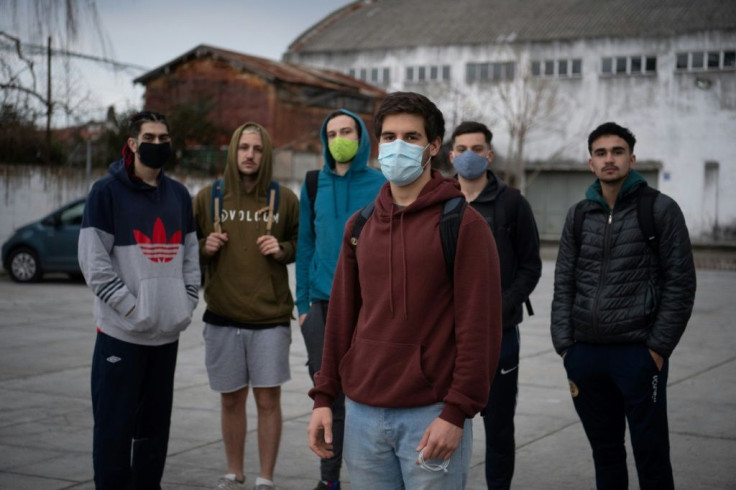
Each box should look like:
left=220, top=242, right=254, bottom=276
left=350, top=201, right=375, bottom=247
left=305, top=170, right=320, bottom=230
left=349, top=197, right=467, bottom=282
left=210, top=179, right=223, bottom=223
left=439, top=196, right=467, bottom=281
left=636, top=186, right=660, bottom=255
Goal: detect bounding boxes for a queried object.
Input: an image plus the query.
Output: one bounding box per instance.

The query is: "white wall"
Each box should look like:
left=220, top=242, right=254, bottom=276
left=290, top=31, right=736, bottom=240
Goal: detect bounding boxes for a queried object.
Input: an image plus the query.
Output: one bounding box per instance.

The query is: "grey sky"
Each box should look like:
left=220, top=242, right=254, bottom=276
left=2, top=0, right=351, bottom=121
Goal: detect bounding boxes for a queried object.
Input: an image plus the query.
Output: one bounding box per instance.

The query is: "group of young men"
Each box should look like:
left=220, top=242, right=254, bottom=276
left=78, top=90, right=696, bottom=490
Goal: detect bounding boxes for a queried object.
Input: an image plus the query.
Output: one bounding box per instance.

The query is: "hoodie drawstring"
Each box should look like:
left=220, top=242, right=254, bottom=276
left=388, top=206, right=394, bottom=316
left=399, top=212, right=408, bottom=320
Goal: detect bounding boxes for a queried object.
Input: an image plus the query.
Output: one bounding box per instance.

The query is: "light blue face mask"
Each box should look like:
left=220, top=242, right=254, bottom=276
left=378, top=139, right=430, bottom=187
left=453, top=150, right=488, bottom=180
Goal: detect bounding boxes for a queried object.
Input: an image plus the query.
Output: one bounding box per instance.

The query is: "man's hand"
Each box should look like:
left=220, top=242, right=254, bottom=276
left=257, top=235, right=285, bottom=261
left=308, top=407, right=334, bottom=459
left=649, top=348, right=664, bottom=371
left=299, top=313, right=307, bottom=327
left=415, top=417, right=463, bottom=462
left=203, top=232, right=228, bottom=256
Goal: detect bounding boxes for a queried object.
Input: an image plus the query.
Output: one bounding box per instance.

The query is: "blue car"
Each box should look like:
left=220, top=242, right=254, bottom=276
left=2, top=197, right=86, bottom=283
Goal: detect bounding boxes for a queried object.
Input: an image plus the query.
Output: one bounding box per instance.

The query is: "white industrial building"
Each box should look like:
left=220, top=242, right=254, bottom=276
left=284, top=0, right=736, bottom=241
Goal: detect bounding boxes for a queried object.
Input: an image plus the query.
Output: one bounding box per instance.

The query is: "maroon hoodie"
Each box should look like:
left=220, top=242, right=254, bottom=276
left=310, top=170, right=502, bottom=427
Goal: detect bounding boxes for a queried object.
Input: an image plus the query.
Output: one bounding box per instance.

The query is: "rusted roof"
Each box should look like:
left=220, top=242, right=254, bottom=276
left=133, top=44, right=385, bottom=97
left=286, top=0, right=736, bottom=54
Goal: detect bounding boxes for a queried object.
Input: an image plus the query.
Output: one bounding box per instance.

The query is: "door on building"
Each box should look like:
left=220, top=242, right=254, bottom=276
left=525, top=168, right=659, bottom=241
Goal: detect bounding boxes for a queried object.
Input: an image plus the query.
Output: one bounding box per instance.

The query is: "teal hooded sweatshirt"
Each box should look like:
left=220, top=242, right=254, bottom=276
left=295, top=109, right=385, bottom=315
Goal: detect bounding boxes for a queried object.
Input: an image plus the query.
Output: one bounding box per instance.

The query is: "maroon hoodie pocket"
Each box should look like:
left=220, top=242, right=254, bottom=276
left=338, top=337, right=439, bottom=407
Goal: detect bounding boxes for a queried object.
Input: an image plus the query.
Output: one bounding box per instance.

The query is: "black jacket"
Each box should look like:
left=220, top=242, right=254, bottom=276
left=469, top=171, right=542, bottom=329
left=551, top=172, right=696, bottom=358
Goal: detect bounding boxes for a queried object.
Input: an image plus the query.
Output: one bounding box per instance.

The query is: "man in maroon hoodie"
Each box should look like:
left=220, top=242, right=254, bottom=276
left=308, top=92, right=503, bottom=489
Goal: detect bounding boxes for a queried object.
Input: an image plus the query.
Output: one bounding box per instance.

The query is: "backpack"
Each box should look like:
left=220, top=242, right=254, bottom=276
left=210, top=178, right=281, bottom=222
left=349, top=196, right=467, bottom=281
left=572, top=185, right=660, bottom=254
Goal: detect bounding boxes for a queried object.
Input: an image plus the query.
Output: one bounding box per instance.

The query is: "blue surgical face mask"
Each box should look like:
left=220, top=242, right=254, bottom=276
left=378, top=139, right=431, bottom=187
left=453, top=150, right=488, bottom=180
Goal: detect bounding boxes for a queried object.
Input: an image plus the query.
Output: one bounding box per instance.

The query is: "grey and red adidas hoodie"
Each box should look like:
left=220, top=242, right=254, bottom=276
left=78, top=146, right=200, bottom=346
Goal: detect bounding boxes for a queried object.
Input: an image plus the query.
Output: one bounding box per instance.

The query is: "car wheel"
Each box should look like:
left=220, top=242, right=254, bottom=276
left=8, top=247, right=42, bottom=283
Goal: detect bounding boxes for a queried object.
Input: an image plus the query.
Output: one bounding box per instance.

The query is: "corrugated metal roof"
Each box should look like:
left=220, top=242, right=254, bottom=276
left=287, top=0, right=736, bottom=54
left=134, top=44, right=385, bottom=97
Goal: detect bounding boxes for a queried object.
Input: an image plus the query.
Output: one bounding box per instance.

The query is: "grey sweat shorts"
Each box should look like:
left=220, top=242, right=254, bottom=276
left=203, top=323, right=292, bottom=393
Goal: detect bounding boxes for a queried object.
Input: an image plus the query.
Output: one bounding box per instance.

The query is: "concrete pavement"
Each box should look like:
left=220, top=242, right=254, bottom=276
left=0, top=262, right=735, bottom=489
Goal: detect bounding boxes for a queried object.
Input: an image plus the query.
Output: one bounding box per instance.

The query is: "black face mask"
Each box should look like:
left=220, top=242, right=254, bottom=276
left=138, top=142, right=171, bottom=169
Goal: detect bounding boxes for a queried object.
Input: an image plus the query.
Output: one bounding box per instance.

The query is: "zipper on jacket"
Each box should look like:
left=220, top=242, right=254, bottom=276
left=592, top=209, right=614, bottom=332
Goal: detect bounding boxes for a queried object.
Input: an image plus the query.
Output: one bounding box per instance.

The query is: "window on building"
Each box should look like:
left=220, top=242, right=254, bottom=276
left=572, top=58, right=582, bottom=75
left=430, top=65, right=438, bottom=80
left=531, top=61, right=541, bottom=76
left=676, top=53, right=688, bottom=70
left=602, top=57, right=613, bottom=74
left=531, top=58, right=582, bottom=78
left=675, top=50, right=736, bottom=72
left=544, top=60, right=554, bottom=76
left=725, top=51, right=736, bottom=68
left=692, top=52, right=704, bottom=69
left=466, top=62, right=515, bottom=82
left=616, top=57, right=627, bottom=73
left=359, top=68, right=367, bottom=81
left=406, top=66, right=414, bottom=81
left=348, top=68, right=356, bottom=78
left=708, top=51, right=721, bottom=69
left=442, top=65, right=451, bottom=81
left=558, top=59, right=568, bottom=76
left=371, top=68, right=379, bottom=82
left=601, top=55, right=657, bottom=76
left=418, top=66, right=426, bottom=81
left=383, top=68, right=390, bottom=84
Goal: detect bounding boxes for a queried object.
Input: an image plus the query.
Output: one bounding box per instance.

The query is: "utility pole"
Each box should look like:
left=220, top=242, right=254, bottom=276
left=46, top=35, right=52, bottom=165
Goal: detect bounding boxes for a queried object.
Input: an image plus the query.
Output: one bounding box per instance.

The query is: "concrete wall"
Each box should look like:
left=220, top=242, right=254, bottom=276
left=288, top=31, right=736, bottom=240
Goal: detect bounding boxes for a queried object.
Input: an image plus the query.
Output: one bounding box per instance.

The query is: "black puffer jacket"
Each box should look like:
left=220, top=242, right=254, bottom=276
left=551, top=172, right=696, bottom=358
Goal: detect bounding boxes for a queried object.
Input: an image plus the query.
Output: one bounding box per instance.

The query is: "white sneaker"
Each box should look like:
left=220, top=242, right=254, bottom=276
left=216, top=473, right=245, bottom=489
left=253, top=476, right=275, bottom=490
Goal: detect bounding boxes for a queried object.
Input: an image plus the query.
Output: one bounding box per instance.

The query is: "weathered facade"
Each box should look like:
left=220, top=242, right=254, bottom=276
left=133, top=45, right=385, bottom=186
left=284, top=0, right=736, bottom=241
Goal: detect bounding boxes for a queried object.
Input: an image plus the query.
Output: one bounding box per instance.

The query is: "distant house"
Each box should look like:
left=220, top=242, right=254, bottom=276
left=133, top=44, right=385, bottom=186
left=284, top=0, right=736, bottom=241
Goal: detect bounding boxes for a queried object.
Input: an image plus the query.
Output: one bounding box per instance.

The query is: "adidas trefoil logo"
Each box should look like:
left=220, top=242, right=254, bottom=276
left=106, top=356, right=121, bottom=364
left=133, top=218, right=182, bottom=263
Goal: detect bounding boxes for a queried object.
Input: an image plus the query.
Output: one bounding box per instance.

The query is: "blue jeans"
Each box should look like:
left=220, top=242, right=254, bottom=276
left=344, top=399, right=472, bottom=490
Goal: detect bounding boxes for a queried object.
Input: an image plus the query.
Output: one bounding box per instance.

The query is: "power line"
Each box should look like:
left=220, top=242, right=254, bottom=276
left=0, top=40, right=150, bottom=72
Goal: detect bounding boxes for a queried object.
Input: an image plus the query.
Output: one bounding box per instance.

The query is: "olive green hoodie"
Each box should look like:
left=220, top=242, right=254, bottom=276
left=193, top=122, right=299, bottom=326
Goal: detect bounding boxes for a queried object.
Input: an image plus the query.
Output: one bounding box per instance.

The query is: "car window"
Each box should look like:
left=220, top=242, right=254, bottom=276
left=59, top=201, right=85, bottom=226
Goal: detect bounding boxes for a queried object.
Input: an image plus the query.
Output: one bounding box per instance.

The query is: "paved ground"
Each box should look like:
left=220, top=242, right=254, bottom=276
left=1, top=262, right=735, bottom=489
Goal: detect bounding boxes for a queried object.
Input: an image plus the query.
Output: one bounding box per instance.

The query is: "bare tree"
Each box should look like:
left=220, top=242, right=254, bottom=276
left=0, top=0, right=111, bottom=163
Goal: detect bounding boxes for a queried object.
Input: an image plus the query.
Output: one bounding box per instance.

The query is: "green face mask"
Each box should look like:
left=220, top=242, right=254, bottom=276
left=328, top=137, right=359, bottom=163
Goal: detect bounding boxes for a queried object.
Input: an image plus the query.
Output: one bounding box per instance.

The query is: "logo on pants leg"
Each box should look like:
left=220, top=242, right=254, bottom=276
left=568, top=380, right=579, bottom=398
left=651, top=375, right=658, bottom=403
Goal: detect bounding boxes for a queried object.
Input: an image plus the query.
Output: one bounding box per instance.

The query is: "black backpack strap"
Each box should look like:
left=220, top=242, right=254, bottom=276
left=439, top=196, right=467, bottom=281
left=210, top=179, right=223, bottom=222
left=350, top=202, right=375, bottom=247
left=636, top=186, right=660, bottom=254
left=305, top=170, right=320, bottom=228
